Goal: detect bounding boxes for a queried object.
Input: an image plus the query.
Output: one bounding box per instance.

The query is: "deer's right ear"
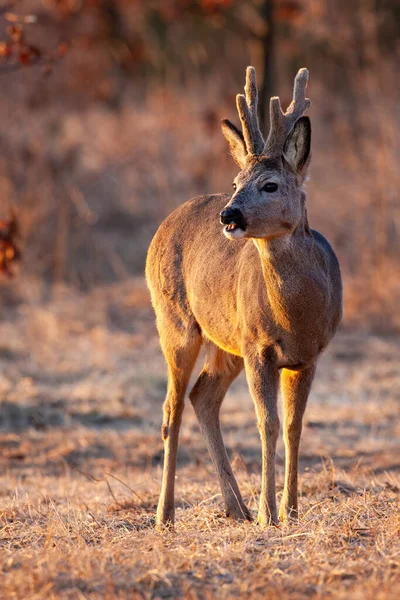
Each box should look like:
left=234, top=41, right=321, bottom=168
left=221, top=119, right=247, bottom=168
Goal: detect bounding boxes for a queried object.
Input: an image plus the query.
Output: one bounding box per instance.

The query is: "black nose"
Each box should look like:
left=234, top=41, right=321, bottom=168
left=220, top=207, right=246, bottom=229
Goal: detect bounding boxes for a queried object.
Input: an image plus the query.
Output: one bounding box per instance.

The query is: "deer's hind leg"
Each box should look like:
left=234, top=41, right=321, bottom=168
left=189, top=344, right=252, bottom=521
left=156, top=318, right=201, bottom=527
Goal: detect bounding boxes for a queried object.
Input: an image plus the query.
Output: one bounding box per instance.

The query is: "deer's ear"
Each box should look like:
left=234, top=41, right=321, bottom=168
left=283, top=116, right=311, bottom=180
left=221, top=119, right=247, bottom=168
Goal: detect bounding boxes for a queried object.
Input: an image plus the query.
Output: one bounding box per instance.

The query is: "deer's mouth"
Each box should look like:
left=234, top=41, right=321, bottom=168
left=220, top=208, right=247, bottom=238
left=223, top=221, right=247, bottom=239
left=225, top=222, right=240, bottom=232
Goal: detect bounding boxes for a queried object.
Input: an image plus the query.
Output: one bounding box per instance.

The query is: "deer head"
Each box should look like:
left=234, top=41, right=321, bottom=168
left=220, top=67, right=311, bottom=241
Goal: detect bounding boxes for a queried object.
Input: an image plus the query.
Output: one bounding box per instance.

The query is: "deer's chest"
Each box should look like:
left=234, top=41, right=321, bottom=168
left=242, top=307, right=328, bottom=370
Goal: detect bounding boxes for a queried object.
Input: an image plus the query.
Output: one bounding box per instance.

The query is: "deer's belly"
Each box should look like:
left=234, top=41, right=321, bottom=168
left=197, top=320, right=244, bottom=357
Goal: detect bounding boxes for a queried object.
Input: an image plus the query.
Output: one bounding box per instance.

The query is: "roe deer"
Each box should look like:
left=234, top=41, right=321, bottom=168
left=146, top=67, right=342, bottom=528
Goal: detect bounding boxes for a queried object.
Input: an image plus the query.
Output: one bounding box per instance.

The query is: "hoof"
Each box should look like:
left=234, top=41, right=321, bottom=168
left=279, top=506, right=299, bottom=524
left=156, top=505, right=175, bottom=530
left=155, top=520, right=174, bottom=532
left=155, top=516, right=174, bottom=531
left=226, top=503, right=253, bottom=522
left=257, top=513, right=279, bottom=529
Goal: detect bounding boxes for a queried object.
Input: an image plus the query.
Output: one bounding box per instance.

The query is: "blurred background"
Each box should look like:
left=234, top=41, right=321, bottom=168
left=0, top=0, right=399, bottom=330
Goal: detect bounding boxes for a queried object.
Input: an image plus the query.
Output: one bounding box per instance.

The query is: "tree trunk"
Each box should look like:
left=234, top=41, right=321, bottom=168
left=259, top=0, right=275, bottom=137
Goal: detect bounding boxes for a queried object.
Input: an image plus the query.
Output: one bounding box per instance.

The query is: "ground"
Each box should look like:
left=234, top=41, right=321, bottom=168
left=0, top=277, right=399, bottom=599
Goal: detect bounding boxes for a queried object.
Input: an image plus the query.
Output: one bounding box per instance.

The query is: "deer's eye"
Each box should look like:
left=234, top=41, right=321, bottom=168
left=261, top=182, right=278, bottom=193
left=232, top=183, right=237, bottom=191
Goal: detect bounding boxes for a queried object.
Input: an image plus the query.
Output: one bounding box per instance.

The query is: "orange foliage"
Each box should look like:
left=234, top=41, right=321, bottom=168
left=0, top=214, right=20, bottom=277
left=0, top=16, right=68, bottom=72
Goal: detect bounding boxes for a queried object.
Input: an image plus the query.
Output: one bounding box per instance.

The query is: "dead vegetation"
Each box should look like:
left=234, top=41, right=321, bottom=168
left=0, top=279, right=399, bottom=599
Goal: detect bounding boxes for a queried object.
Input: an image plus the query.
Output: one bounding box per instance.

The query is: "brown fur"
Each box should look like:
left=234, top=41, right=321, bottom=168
left=146, top=67, right=342, bottom=528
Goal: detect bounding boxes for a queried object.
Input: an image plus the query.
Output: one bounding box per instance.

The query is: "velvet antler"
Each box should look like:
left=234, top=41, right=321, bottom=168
left=264, top=68, right=311, bottom=156
left=236, top=66, right=265, bottom=156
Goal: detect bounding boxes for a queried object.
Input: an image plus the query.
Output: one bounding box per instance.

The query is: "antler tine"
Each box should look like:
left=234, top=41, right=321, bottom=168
left=265, top=68, right=311, bottom=156
left=244, top=65, right=258, bottom=110
left=286, top=68, right=311, bottom=120
left=236, top=66, right=265, bottom=156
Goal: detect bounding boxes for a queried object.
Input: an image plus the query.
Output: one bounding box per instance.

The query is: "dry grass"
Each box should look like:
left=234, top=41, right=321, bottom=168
left=0, top=469, right=399, bottom=600
left=0, top=277, right=399, bottom=599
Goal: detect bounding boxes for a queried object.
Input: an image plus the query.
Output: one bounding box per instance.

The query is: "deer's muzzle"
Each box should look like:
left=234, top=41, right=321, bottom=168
left=220, top=207, right=247, bottom=232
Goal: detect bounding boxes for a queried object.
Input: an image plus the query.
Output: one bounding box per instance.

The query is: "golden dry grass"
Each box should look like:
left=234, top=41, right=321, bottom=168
left=0, top=278, right=399, bottom=599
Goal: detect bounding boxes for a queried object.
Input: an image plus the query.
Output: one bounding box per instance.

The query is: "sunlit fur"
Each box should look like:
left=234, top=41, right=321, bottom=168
left=146, top=67, right=342, bottom=529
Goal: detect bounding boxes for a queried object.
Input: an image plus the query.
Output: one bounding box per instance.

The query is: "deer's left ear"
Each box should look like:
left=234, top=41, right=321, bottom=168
left=283, top=116, right=311, bottom=181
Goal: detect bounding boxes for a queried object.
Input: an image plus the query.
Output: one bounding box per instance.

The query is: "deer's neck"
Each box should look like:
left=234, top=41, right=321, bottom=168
left=253, top=218, right=312, bottom=331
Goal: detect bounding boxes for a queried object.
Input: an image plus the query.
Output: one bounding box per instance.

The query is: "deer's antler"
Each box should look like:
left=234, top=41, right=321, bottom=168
left=236, top=66, right=265, bottom=156
left=264, top=68, right=311, bottom=156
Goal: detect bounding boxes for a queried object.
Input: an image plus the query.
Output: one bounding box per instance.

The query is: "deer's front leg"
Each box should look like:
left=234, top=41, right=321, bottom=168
left=279, top=364, right=316, bottom=523
left=245, top=352, right=280, bottom=527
